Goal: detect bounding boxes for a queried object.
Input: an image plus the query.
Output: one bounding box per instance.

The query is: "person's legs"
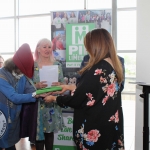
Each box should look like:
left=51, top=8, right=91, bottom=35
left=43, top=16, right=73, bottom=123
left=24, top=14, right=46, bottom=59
left=35, top=140, right=45, bottom=150
left=44, top=132, right=54, bottom=150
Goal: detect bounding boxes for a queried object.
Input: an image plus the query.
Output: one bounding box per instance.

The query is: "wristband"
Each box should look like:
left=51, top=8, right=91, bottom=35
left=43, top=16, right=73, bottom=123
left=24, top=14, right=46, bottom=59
left=54, top=96, right=57, bottom=102
left=32, top=92, right=36, bottom=97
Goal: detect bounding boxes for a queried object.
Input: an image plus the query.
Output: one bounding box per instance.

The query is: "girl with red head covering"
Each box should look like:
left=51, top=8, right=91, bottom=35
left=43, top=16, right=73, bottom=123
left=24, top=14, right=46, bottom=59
left=0, top=43, right=38, bottom=150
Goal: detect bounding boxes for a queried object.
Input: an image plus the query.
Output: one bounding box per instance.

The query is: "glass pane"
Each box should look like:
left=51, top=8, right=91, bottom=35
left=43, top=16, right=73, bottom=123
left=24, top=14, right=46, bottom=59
left=0, top=0, right=14, bottom=17
left=50, top=0, right=84, bottom=11
left=0, top=19, right=15, bottom=52
left=86, top=0, right=112, bottom=9
left=19, top=0, right=51, bottom=15
left=122, top=94, right=135, bottom=101
left=117, top=0, right=136, bottom=8
left=19, top=16, right=51, bottom=52
left=117, top=10, right=136, bottom=50
left=19, top=0, right=84, bottom=15
left=1, top=54, right=14, bottom=62
left=118, top=53, right=136, bottom=78
left=123, top=78, right=136, bottom=93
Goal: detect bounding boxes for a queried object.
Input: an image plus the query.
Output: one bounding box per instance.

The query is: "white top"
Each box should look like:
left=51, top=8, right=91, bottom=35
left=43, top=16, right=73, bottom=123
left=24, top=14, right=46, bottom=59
left=68, top=17, right=78, bottom=24
left=61, top=18, right=68, bottom=28
left=53, top=17, right=62, bottom=28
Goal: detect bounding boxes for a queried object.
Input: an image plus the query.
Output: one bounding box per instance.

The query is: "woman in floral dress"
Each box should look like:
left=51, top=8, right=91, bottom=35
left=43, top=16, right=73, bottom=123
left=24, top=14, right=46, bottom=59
left=43, top=29, right=124, bottom=150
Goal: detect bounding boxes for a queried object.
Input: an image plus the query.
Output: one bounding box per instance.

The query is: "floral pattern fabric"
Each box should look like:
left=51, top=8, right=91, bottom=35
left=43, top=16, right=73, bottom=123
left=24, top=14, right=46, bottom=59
left=56, top=60, right=124, bottom=150
left=33, top=61, right=65, bottom=140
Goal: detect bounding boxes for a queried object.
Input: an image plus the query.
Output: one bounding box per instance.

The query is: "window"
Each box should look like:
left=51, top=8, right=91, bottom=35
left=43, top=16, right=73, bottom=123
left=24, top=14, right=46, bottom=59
left=0, top=0, right=14, bottom=17
left=19, top=16, right=51, bottom=51
left=19, top=0, right=84, bottom=15
left=117, top=10, right=136, bottom=50
left=117, top=0, right=136, bottom=8
left=86, top=0, right=112, bottom=9
left=0, top=19, right=15, bottom=52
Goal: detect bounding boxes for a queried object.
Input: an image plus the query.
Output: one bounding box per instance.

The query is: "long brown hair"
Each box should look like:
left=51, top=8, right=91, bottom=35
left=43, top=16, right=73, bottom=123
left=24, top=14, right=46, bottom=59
left=79, top=28, right=123, bottom=83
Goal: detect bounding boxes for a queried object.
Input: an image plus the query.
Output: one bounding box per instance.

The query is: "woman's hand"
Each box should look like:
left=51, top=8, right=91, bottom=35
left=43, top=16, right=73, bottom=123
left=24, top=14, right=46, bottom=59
left=38, top=92, right=53, bottom=97
left=51, top=82, right=62, bottom=86
left=44, top=95, right=57, bottom=103
left=56, top=84, right=76, bottom=94
left=35, top=81, right=47, bottom=89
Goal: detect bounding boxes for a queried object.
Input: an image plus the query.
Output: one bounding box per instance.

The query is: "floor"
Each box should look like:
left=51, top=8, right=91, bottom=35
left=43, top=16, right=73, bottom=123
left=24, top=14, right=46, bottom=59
left=122, top=100, right=135, bottom=150
left=14, top=100, right=135, bottom=150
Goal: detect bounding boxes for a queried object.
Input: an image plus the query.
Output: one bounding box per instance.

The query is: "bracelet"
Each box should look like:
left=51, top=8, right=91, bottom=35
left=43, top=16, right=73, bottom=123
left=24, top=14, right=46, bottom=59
left=54, top=96, right=57, bottom=102
left=32, top=92, right=36, bottom=97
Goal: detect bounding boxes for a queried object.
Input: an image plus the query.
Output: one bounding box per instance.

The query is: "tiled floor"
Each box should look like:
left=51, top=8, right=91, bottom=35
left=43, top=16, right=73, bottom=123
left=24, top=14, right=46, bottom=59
left=15, top=100, right=136, bottom=150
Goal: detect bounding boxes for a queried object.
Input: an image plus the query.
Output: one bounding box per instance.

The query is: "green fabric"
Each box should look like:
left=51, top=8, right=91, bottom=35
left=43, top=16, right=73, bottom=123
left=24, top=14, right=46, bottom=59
left=33, top=61, right=65, bottom=141
left=36, top=86, right=62, bottom=95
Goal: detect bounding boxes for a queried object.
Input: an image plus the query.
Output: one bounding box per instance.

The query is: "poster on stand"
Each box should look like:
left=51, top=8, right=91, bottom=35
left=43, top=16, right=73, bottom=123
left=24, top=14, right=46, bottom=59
left=53, top=112, right=76, bottom=150
left=51, top=9, right=112, bottom=85
left=51, top=9, right=112, bottom=150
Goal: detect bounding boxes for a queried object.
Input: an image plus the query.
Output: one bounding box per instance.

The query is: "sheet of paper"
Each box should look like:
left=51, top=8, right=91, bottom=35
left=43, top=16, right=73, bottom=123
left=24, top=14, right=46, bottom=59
left=39, top=65, right=58, bottom=87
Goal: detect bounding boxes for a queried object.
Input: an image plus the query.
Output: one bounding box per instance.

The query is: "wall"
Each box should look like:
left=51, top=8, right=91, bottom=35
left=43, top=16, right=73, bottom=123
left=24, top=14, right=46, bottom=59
left=135, top=0, right=150, bottom=149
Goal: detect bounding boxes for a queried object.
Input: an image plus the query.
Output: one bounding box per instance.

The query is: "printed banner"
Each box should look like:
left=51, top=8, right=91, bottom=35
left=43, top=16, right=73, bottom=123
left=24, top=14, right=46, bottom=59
left=66, top=23, right=95, bottom=68
left=51, top=9, right=112, bottom=85
left=51, top=9, right=112, bottom=149
left=53, top=112, right=77, bottom=150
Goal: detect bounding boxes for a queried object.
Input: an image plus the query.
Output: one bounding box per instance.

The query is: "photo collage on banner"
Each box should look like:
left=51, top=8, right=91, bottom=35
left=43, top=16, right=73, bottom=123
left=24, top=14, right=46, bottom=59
left=51, top=9, right=112, bottom=86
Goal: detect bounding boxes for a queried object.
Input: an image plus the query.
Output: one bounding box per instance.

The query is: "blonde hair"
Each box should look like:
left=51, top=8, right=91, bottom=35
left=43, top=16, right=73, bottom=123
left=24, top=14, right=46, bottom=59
left=34, top=38, right=54, bottom=62
left=79, top=28, right=123, bottom=83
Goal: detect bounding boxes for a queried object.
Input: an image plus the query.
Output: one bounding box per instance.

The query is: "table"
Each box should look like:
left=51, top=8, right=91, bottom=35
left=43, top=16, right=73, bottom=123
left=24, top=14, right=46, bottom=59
left=130, top=82, right=150, bottom=150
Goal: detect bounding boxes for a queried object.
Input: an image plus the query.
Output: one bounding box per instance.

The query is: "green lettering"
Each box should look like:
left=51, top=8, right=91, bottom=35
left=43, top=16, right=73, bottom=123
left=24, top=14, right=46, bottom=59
left=67, top=118, right=73, bottom=124
left=75, top=31, right=86, bottom=44
left=57, top=134, right=74, bottom=141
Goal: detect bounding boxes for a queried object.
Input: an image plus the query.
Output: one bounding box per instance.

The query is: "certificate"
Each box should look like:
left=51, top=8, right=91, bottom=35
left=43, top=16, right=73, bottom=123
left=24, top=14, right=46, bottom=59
left=39, top=65, right=58, bottom=87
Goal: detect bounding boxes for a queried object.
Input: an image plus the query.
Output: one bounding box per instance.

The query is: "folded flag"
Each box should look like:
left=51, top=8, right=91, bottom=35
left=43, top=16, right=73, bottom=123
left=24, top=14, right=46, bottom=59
left=36, top=86, right=62, bottom=95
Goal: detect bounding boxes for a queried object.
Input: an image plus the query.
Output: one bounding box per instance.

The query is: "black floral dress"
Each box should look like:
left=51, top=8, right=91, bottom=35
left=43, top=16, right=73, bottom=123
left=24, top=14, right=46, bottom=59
left=56, top=60, right=124, bottom=150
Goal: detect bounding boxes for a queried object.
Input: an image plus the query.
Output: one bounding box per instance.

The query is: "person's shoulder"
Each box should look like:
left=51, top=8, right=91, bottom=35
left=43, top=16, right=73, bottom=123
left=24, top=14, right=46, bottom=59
left=117, top=55, right=124, bottom=62
left=83, top=54, right=90, bottom=60
left=34, top=61, right=38, bottom=67
left=54, top=61, right=62, bottom=66
left=94, top=59, right=109, bottom=68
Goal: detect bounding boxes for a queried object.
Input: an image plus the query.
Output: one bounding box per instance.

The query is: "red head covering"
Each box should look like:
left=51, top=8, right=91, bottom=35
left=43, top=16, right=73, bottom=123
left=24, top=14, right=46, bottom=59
left=12, top=43, right=34, bottom=78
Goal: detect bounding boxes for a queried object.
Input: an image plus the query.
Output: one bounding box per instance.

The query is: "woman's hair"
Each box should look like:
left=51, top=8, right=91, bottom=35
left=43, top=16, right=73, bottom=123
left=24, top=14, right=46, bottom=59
left=70, top=12, right=76, bottom=18
left=63, top=12, right=68, bottom=20
left=34, top=38, right=54, bottom=62
left=4, top=58, right=18, bottom=73
left=79, top=28, right=123, bottom=83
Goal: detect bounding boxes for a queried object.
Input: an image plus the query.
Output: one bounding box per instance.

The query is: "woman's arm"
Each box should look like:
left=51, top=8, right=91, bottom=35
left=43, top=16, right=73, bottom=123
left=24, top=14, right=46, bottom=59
left=0, top=78, right=36, bottom=104
left=44, top=84, right=76, bottom=103
left=44, top=61, right=119, bottom=110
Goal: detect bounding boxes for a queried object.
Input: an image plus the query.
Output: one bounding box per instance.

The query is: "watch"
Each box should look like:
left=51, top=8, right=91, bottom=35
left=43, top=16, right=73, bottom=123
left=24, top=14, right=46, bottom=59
left=32, top=92, right=36, bottom=97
